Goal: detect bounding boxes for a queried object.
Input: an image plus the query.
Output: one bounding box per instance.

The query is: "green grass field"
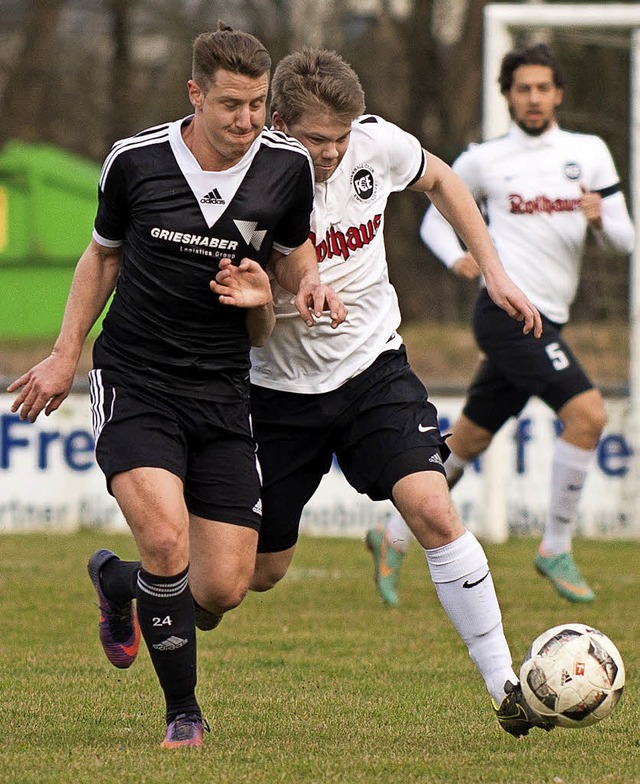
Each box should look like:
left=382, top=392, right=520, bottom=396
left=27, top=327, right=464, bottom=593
left=1, top=532, right=638, bottom=784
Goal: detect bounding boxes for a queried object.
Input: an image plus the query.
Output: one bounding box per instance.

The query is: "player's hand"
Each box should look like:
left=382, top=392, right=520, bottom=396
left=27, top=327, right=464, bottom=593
left=7, top=353, right=77, bottom=422
left=210, top=257, right=273, bottom=308
left=580, top=184, right=603, bottom=230
left=294, top=279, right=348, bottom=329
left=485, top=276, right=543, bottom=339
left=451, top=252, right=481, bottom=280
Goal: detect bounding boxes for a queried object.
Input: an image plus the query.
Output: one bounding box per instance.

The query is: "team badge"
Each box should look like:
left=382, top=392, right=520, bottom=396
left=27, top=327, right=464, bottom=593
left=564, top=162, right=582, bottom=181
left=351, top=165, right=377, bottom=202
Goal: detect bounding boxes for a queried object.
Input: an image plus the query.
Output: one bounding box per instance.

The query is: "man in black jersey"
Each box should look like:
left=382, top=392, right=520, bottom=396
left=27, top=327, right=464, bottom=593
left=8, top=24, right=345, bottom=749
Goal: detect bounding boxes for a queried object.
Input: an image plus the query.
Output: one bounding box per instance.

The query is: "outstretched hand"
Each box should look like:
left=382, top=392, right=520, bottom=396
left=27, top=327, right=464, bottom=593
left=485, top=276, right=543, bottom=338
left=7, top=353, right=77, bottom=422
left=294, top=278, right=348, bottom=329
left=210, top=257, right=273, bottom=308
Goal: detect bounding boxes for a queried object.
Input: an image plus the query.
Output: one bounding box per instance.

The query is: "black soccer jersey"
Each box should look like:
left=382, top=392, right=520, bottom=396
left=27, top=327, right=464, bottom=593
left=92, top=116, right=313, bottom=400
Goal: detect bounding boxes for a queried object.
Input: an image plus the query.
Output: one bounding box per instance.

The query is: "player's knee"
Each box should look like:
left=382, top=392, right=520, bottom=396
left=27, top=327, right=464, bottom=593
left=562, top=394, right=607, bottom=446
left=590, top=405, right=608, bottom=438
left=250, top=565, right=286, bottom=592
left=197, top=579, right=250, bottom=613
left=408, top=491, right=461, bottom=544
left=250, top=549, right=293, bottom=592
left=141, top=527, right=189, bottom=574
left=579, top=397, right=607, bottom=439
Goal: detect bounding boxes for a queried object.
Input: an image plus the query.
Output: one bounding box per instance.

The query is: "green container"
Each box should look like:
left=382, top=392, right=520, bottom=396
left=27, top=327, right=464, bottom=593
left=0, top=141, right=102, bottom=337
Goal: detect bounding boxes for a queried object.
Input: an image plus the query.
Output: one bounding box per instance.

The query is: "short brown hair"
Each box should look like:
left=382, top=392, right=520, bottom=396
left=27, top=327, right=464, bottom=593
left=270, top=48, right=365, bottom=126
left=499, top=43, right=564, bottom=94
left=192, top=21, right=271, bottom=92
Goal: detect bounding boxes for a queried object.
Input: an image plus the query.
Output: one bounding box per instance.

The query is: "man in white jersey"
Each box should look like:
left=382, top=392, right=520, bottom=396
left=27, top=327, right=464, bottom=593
left=369, top=43, right=634, bottom=607
left=242, top=48, right=550, bottom=738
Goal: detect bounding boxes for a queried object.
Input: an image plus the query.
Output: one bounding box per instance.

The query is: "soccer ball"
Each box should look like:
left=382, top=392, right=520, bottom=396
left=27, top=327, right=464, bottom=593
left=520, top=623, right=625, bottom=729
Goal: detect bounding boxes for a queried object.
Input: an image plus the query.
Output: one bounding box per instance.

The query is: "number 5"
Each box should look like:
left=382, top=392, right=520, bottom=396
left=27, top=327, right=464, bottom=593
left=545, top=342, right=570, bottom=371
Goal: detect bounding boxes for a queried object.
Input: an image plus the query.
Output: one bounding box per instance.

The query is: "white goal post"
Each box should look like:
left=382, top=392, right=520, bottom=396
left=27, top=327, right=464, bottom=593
left=480, top=4, right=640, bottom=542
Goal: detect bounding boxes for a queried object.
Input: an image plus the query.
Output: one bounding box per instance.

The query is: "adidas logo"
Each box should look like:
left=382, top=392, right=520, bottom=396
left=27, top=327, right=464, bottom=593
left=201, top=188, right=225, bottom=205
left=152, top=635, right=188, bottom=651
left=429, top=453, right=443, bottom=465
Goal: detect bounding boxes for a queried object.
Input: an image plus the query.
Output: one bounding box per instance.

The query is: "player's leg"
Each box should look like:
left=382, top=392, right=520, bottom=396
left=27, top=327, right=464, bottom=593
left=250, top=458, right=327, bottom=590
left=392, top=470, right=552, bottom=737
left=252, top=547, right=297, bottom=591
left=338, top=351, right=550, bottom=736
left=87, top=378, right=212, bottom=747
left=365, top=511, right=411, bottom=606
left=249, top=383, right=334, bottom=591
left=469, top=295, right=601, bottom=600
left=250, top=447, right=326, bottom=590
left=182, top=407, right=262, bottom=628
left=110, top=467, right=208, bottom=747
left=361, top=348, right=511, bottom=609
left=442, top=290, right=531, bottom=487
left=86, top=372, right=152, bottom=671
left=443, top=413, right=493, bottom=488
left=188, top=516, right=259, bottom=626
left=535, top=366, right=605, bottom=602
left=394, top=472, right=517, bottom=695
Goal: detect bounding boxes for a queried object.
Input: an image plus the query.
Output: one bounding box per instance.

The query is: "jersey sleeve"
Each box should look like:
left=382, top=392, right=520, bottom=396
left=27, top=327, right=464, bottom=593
left=92, top=149, right=130, bottom=247
left=586, top=136, right=635, bottom=254
left=451, top=144, right=485, bottom=199
left=588, top=137, right=621, bottom=194
left=271, top=157, right=314, bottom=255
left=368, top=116, right=426, bottom=193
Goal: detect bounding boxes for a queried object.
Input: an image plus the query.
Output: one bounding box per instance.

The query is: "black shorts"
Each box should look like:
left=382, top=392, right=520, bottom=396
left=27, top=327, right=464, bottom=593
left=251, top=346, right=449, bottom=553
left=88, top=369, right=262, bottom=529
left=464, top=289, right=594, bottom=433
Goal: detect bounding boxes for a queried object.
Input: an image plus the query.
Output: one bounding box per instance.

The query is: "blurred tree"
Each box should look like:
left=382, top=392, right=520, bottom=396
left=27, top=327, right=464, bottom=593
left=0, top=0, right=66, bottom=146
left=0, top=0, right=632, bottom=325
left=108, top=0, right=133, bottom=144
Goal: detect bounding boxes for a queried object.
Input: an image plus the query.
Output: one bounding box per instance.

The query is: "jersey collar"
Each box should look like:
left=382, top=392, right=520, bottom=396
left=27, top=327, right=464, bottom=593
left=508, top=121, right=561, bottom=149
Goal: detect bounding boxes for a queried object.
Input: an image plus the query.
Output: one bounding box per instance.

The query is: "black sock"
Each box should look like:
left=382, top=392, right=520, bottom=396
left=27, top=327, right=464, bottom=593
left=136, top=565, right=200, bottom=723
left=100, top=558, right=140, bottom=606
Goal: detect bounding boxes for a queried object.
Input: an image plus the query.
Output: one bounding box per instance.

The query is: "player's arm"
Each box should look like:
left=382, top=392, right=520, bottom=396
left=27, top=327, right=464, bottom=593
left=7, top=239, right=122, bottom=422
left=246, top=302, right=276, bottom=347
left=411, top=151, right=542, bottom=337
left=580, top=185, right=635, bottom=255
left=420, top=207, right=481, bottom=280
left=269, top=239, right=347, bottom=329
left=210, top=257, right=275, bottom=346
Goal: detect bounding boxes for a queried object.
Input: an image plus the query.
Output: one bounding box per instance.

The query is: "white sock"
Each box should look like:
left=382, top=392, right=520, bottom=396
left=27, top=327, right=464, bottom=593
left=444, top=450, right=466, bottom=475
left=541, top=439, right=594, bottom=555
left=385, top=511, right=412, bottom=553
left=424, top=529, right=517, bottom=703
left=443, top=450, right=467, bottom=486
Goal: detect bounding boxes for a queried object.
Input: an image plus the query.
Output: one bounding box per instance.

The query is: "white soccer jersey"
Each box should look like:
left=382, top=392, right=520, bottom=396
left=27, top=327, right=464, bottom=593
left=251, top=115, right=427, bottom=393
left=421, top=123, right=634, bottom=324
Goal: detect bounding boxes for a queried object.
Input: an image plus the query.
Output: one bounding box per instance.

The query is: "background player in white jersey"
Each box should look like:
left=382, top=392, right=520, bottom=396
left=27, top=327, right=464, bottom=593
left=370, top=43, right=634, bottom=607
left=8, top=25, right=345, bottom=749
left=242, top=47, right=550, bottom=738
